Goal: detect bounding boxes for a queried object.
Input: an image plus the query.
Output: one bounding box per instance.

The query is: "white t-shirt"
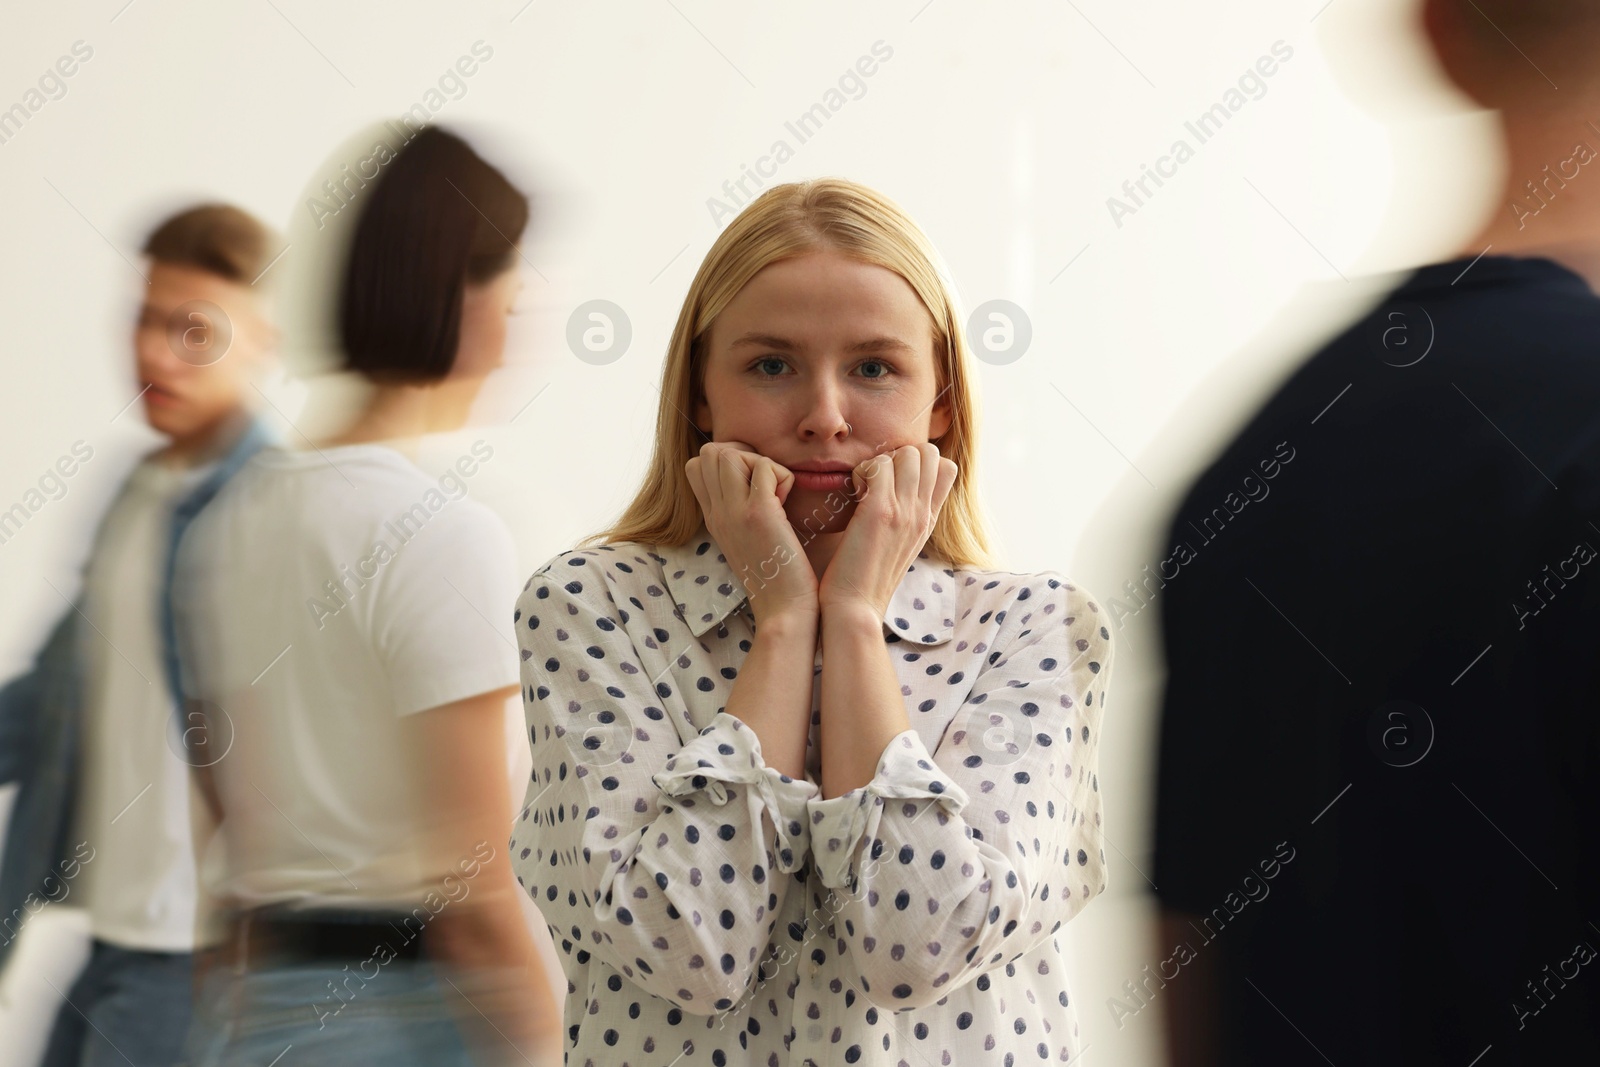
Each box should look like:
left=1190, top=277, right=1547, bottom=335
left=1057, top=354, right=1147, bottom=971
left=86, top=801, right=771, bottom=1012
left=74, top=455, right=218, bottom=951
left=172, top=442, right=521, bottom=910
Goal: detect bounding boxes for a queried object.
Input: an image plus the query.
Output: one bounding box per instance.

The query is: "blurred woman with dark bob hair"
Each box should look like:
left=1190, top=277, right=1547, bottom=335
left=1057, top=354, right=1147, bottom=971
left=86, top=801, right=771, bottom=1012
left=173, top=123, right=560, bottom=1066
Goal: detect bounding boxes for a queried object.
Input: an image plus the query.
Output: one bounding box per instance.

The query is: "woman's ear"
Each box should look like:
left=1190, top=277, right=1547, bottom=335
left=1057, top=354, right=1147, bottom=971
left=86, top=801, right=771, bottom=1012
left=929, top=390, right=953, bottom=443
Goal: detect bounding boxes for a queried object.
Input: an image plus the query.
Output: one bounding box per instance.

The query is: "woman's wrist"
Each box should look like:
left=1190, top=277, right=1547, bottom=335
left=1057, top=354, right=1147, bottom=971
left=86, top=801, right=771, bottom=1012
left=819, top=597, right=884, bottom=633
left=749, top=599, right=819, bottom=635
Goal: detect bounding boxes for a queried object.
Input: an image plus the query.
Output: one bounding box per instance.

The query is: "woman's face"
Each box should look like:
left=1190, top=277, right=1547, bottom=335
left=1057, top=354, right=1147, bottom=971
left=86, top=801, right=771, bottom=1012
left=693, top=249, right=954, bottom=536
left=451, top=263, right=523, bottom=380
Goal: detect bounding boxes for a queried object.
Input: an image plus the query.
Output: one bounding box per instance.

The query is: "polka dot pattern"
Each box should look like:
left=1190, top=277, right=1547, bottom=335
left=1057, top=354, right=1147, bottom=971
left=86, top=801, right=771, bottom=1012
left=509, top=523, right=1114, bottom=1066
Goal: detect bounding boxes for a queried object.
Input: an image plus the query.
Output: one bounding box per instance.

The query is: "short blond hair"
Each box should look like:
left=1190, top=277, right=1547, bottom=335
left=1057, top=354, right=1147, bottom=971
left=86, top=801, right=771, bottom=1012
left=581, top=177, right=998, bottom=568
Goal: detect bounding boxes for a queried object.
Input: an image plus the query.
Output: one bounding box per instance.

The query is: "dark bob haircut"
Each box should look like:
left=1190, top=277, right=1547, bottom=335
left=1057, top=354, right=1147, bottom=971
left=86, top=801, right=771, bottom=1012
left=339, top=125, right=529, bottom=384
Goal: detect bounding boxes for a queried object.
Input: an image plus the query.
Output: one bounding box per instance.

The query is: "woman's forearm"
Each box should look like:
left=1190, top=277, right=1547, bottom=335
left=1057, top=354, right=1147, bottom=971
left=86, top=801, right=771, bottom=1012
left=430, top=883, right=563, bottom=1061
left=404, top=688, right=560, bottom=1051
left=722, top=608, right=816, bottom=782
left=818, top=603, right=910, bottom=799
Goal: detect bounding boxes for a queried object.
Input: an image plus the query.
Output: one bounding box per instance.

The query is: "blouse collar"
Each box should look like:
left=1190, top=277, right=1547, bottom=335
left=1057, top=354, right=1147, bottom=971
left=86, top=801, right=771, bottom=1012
left=654, top=523, right=960, bottom=646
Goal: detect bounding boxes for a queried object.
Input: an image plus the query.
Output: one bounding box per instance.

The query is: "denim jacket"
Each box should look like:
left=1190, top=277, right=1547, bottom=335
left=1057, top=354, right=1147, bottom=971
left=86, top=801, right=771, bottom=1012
left=0, top=417, right=273, bottom=972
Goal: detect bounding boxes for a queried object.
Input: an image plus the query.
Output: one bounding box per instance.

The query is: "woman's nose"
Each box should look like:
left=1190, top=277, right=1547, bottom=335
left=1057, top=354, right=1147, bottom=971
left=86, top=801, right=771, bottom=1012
left=797, top=386, right=850, bottom=439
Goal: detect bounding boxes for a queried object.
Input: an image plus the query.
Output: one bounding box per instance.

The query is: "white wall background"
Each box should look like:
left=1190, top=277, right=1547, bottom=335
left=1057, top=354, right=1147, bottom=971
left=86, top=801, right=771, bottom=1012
left=0, top=0, right=1502, bottom=1063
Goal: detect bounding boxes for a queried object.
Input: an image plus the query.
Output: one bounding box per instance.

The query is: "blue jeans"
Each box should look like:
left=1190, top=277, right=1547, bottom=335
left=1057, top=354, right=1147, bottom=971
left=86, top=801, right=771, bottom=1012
left=180, top=953, right=476, bottom=1066
left=40, top=939, right=195, bottom=1067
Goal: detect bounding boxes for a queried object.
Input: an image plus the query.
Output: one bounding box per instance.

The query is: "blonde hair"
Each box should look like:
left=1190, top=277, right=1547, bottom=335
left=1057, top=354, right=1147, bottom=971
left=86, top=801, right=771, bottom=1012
left=580, top=177, right=998, bottom=569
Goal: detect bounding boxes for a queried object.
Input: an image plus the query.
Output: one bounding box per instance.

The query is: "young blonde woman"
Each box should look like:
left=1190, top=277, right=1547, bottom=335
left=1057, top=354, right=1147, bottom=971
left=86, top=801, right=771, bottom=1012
left=510, top=178, right=1113, bottom=1065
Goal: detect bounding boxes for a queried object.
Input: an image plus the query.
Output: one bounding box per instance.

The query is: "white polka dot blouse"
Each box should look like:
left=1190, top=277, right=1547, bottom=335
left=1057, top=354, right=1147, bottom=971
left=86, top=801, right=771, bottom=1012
left=510, top=524, right=1114, bottom=1066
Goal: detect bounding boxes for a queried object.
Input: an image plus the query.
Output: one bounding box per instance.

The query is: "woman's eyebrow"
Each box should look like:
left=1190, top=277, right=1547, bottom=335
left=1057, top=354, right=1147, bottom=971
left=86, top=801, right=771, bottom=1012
left=727, top=332, right=913, bottom=354
left=728, top=332, right=800, bottom=351
left=845, top=336, right=915, bottom=354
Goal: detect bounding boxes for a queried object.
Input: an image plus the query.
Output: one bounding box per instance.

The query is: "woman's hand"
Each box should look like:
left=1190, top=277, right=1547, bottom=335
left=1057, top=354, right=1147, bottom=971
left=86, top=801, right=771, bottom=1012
left=685, top=441, right=820, bottom=625
left=817, top=443, right=958, bottom=620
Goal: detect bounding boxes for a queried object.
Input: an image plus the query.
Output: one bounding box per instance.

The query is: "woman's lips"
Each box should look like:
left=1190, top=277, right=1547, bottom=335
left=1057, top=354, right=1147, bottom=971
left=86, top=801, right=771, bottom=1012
left=143, top=383, right=181, bottom=407
left=791, top=470, right=851, bottom=492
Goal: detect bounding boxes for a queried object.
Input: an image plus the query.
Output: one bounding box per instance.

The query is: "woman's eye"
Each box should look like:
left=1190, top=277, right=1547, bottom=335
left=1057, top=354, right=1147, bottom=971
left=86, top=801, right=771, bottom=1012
left=755, top=357, right=787, bottom=376
left=859, top=360, right=891, bottom=379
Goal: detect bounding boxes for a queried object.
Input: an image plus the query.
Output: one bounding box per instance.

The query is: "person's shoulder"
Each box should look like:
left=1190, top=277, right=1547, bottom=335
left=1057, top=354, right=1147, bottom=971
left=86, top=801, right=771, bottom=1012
left=945, top=561, right=1098, bottom=604
left=247, top=443, right=428, bottom=495
left=518, top=539, right=667, bottom=609
left=403, top=497, right=515, bottom=581
left=176, top=451, right=261, bottom=540
left=980, top=569, right=1113, bottom=694
left=321, top=446, right=511, bottom=533
left=945, top=563, right=1108, bottom=642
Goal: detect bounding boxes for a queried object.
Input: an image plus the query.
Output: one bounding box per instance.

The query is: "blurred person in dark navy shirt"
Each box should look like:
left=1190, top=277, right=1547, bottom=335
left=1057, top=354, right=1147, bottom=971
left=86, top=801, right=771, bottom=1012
left=1154, top=1, right=1600, bottom=1063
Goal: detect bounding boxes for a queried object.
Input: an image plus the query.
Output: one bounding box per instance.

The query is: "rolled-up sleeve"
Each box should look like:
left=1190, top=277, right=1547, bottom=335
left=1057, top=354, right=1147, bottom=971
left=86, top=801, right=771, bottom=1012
left=511, top=562, right=818, bottom=1015
left=652, top=713, right=817, bottom=872
left=804, top=576, right=1113, bottom=1010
